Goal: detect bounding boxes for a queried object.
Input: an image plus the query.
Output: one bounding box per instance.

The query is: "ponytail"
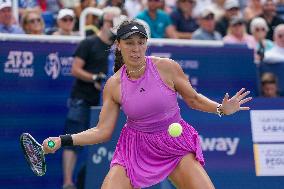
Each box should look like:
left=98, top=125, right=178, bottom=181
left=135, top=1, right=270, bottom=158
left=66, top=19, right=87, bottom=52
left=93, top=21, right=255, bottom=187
left=114, top=47, right=124, bottom=73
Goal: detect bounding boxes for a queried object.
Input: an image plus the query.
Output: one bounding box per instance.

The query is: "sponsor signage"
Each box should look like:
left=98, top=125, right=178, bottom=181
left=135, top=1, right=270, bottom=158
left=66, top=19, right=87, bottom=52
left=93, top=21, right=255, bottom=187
left=250, top=110, right=284, bottom=143
left=254, top=144, right=284, bottom=176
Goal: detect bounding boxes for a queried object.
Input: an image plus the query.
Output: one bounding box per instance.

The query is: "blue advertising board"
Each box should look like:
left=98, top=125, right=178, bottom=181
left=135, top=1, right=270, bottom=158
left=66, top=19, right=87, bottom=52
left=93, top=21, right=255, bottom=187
left=147, top=44, right=258, bottom=99
left=0, top=40, right=77, bottom=189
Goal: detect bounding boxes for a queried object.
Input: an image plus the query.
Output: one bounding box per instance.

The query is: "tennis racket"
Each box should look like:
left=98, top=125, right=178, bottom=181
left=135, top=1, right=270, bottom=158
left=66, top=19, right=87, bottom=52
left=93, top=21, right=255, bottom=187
left=20, top=133, right=55, bottom=176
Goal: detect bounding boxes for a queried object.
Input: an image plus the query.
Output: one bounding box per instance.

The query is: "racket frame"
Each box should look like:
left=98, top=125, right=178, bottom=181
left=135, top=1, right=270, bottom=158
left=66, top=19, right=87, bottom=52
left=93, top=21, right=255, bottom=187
left=20, top=133, right=47, bottom=176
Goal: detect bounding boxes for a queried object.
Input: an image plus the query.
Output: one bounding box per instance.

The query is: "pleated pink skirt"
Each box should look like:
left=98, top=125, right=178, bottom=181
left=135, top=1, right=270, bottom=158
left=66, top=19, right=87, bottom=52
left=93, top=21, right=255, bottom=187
left=110, top=119, right=205, bottom=188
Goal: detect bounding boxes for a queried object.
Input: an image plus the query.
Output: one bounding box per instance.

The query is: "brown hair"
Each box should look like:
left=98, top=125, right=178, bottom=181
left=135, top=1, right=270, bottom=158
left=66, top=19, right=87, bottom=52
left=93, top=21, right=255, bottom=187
left=261, top=72, right=278, bottom=85
left=21, top=10, right=45, bottom=34
left=114, top=47, right=124, bottom=73
left=113, top=19, right=147, bottom=73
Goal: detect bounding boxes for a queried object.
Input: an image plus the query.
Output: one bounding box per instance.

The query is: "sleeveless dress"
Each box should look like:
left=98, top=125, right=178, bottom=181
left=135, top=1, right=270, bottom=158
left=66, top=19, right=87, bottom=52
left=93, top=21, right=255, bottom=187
left=110, top=56, right=204, bottom=188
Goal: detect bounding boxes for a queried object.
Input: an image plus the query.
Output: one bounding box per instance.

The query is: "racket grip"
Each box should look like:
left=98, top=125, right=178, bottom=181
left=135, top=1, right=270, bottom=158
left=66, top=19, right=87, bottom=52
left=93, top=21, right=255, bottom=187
left=47, top=140, right=55, bottom=148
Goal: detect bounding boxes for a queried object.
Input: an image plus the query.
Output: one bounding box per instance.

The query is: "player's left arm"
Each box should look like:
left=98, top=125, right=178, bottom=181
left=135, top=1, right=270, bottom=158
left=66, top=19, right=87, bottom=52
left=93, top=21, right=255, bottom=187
left=170, top=60, right=252, bottom=115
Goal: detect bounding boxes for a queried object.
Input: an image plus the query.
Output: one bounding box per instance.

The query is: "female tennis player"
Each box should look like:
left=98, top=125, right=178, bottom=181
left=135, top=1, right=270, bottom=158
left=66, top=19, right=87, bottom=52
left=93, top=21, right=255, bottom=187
left=43, top=19, right=252, bottom=189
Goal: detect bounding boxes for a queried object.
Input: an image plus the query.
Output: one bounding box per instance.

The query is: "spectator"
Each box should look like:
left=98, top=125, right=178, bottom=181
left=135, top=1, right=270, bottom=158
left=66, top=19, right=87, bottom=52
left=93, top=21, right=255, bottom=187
left=159, top=0, right=174, bottom=14
left=38, top=0, right=63, bottom=32
left=21, top=9, right=45, bottom=34
left=170, top=0, right=198, bottom=39
left=259, top=0, right=284, bottom=40
left=0, top=0, right=24, bottom=34
left=193, top=0, right=214, bottom=17
left=243, top=0, right=263, bottom=22
left=60, top=0, right=79, bottom=9
left=239, top=0, right=248, bottom=11
left=164, top=0, right=177, bottom=12
left=210, top=0, right=226, bottom=21
left=18, top=0, right=41, bottom=16
left=125, top=0, right=146, bottom=18
left=52, top=8, right=78, bottom=36
left=250, top=17, right=274, bottom=62
left=84, top=24, right=100, bottom=36
left=260, top=72, right=280, bottom=97
left=60, top=0, right=81, bottom=9
left=192, top=8, right=222, bottom=40
left=74, top=0, right=96, bottom=31
left=223, top=16, right=256, bottom=49
left=278, top=0, right=284, bottom=5
left=136, top=0, right=177, bottom=38
left=277, top=0, right=284, bottom=19
left=38, top=0, right=62, bottom=14
left=216, top=0, right=241, bottom=37
left=98, top=0, right=128, bottom=15
left=264, top=24, right=284, bottom=62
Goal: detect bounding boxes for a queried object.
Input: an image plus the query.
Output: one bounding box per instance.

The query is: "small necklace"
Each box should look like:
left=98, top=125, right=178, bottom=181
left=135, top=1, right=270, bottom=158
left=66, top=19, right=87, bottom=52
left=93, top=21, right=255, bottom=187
left=127, top=63, right=146, bottom=74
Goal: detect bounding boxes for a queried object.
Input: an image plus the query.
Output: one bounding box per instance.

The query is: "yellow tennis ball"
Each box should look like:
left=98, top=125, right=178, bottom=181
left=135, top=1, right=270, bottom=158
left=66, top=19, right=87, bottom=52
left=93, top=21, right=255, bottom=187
left=168, top=123, right=183, bottom=137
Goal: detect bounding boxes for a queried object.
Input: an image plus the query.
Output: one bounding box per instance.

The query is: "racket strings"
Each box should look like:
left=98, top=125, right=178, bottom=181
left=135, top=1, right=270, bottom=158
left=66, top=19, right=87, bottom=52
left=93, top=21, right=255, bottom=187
left=21, top=134, right=45, bottom=176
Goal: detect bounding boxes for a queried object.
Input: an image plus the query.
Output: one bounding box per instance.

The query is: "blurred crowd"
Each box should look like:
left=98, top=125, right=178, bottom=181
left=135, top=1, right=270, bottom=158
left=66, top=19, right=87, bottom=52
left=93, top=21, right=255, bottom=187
left=1, top=0, right=284, bottom=63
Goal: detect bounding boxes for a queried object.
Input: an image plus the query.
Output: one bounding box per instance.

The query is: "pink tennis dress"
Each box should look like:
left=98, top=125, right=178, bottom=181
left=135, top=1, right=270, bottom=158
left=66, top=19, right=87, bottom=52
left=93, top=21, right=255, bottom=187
left=110, top=57, right=204, bottom=188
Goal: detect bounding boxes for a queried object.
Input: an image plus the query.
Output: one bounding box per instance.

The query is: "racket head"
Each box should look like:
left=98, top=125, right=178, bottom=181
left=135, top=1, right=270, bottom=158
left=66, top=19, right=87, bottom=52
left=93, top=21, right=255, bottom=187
left=20, top=133, right=46, bottom=176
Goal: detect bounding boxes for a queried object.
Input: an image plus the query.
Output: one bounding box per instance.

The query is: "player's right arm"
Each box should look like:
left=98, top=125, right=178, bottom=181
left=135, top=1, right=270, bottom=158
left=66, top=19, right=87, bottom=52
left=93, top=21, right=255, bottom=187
left=43, top=76, right=120, bottom=153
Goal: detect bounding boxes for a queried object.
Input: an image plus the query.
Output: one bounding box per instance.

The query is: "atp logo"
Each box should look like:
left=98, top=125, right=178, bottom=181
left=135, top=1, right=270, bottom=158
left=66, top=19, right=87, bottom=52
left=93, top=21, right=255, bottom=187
left=4, top=51, right=34, bottom=77
left=45, top=53, right=61, bottom=79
